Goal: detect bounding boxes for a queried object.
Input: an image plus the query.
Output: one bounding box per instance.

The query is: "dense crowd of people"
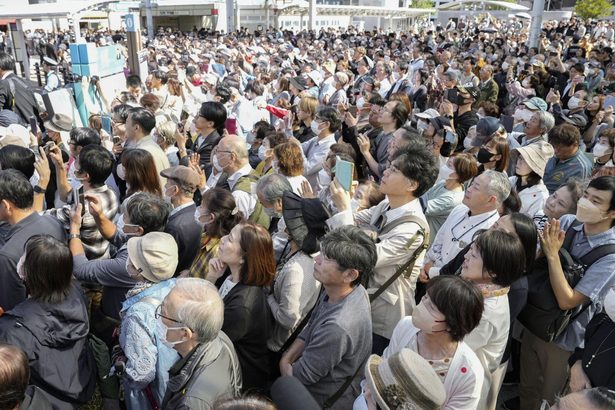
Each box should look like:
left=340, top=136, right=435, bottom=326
left=1, top=13, right=615, bottom=410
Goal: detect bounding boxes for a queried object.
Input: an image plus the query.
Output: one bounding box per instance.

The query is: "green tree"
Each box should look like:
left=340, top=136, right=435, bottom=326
left=411, top=0, right=435, bottom=8
left=574, top=0, right=613, bottom=20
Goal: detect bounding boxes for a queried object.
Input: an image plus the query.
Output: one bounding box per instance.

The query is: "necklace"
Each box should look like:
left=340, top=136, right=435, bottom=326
left=586, top=327, right=615, bottom=368
left=450, top=211, right=497, bottom=249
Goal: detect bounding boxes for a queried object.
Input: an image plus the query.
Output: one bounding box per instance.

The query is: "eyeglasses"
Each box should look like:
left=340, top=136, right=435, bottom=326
left=154, top=304, right=183, bottom=325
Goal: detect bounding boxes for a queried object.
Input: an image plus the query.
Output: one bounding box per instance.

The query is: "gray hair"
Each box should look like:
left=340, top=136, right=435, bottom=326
left=537, top=111, right=555, bottom=135
left=320, top=226, right=378, bottom=287
left=173, top=278, right=224, bottom=343
left=256, top=173, right=292, bottom=203
left=483, top=170, right=512, bottom=204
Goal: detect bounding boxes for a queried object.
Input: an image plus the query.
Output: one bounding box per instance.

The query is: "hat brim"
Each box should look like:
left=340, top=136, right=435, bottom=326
left=43, top=121, right=65, bottom=133
left=127, top=237, right=155, bottom=283
left=364, top=355, right=391, bottom=410
left=513, top=147, right=547, bottom=177
left=282, top=192, right=309, bottom=247
left=289, top=78, right=306, bottom=91
left=415, top=113, right=437, bottom=119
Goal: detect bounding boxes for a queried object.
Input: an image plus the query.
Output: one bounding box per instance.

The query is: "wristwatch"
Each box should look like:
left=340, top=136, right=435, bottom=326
left=33, top=185, right=47, bottom=194
left=69, top=233, right=81, bottom=240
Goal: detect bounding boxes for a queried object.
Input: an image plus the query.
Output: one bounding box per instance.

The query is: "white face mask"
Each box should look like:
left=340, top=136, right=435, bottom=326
left=116, top=164, right=126, bottom=181
left=356, top=97, right=365, bottom=109
left=311, top=121, right=322, bottom=135
left=501, top=61, right=510, bottom=71
left=439, top=163, right=455, bottom=181
left=522, top=78, right=531, bottom=88
left=257, top=145, right=269, bottom=161
left=417, top=120, right=429, bottom=135
left=604, top=288, right=615, bottom=322
left=163, top=186, right=175, bottom=204
left=156, top=317, right=186, bottom=348
left=317, top=168, right=331, bottom=188
left=213, top=155, right=224, bottom=172
left=568, top=96, right=583, bottom=110
left=592, top=143, right=613, bottom=159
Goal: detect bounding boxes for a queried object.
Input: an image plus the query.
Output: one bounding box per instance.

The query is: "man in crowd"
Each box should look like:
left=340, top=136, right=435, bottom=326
left=160, top=165, right=202, bottom=275
left=215, top=135, right=269, bottom=227
left=280, top=226, right=377, bottom=409
left=421, top=170, right=510, bottom=279
left=543, top=124, right=593, bottom=194
left=125, top=106, right=170, bottom=188
left=327, top=144, right=438, bottom=354
left=159, top=278, right=242, bottom=408
left=0, top=169, right=65, bottom=311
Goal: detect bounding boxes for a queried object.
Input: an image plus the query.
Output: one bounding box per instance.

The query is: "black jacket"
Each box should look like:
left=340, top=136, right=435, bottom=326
left=0, top=212, right=65, bottom=311
left=570, top=312, right=615, bottom=390
left=221, top=283, right=273, bottom=392
left=0, top=72, right=40, bottom=124
left=185, top=130, right=222, bottom=178
left=0, top=284, right=97, bottom=409
left=165, top=203, right=201, bottom=275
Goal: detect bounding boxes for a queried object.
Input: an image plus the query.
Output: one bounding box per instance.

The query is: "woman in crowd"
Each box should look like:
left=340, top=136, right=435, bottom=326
left=119, top=232, right=179, bottom=409
left=533, top=179, right=584, bottom=231
left=190, top=188, right=244, bottom=279
left=411, top=69, right=429, bottom=112
left=267, top=192, right=327, bottom=354
left=0, top=236, right=97, bottom=409
left=253, top=131, right=286, bottom=178
left=460, top=229, right=527, bottom=409
left=164, top=77, right=184, bottom=122
left=328, top=72, right=349, bottom=107
left=294, top=96, right=319, bottom=143
left=422, top=153, right=479, bottom=241
left=206, top=222, right=275, bottom=392
left=120, top=148, right=163, bottom=199
left=592, top=129, right=615, bottom=171
left=356, top=275, right=485, bottom=410
left=273, top=142, right=309, bottom=194
left=477, top=135, right=509, bottom=174
left=154, top=120, right=180, bottom=167
left=509, top=143, right=554, bottom=217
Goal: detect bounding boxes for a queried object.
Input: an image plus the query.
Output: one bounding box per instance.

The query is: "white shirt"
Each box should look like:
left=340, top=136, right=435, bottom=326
left=301, top=133, right=336, bottom=191
left=227, top=163, right=257, bottom=220
left=377, top=78, right=392, bottom=98
left=219, top=276, right=238, bottom=299
left=509, top=176, right=549, bottom=218
left=425, top=204, right=499, bottom=278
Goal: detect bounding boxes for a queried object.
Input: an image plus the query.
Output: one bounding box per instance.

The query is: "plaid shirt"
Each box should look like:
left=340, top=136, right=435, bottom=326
left=189, top=234, right=221, bottom=279
left=47, top=185, right=119, bottom=260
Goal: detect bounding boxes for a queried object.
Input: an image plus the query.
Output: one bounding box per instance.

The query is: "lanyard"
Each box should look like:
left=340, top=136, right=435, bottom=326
left=450, top=211, right=497, bottom=244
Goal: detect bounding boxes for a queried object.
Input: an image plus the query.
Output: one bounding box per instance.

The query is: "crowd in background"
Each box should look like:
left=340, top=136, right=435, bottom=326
left=0, top=13, right=615, bottom=410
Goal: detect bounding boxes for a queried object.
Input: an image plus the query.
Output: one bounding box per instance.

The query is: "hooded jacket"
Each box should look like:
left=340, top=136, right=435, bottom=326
left=0, top=283, right=97, bottom=409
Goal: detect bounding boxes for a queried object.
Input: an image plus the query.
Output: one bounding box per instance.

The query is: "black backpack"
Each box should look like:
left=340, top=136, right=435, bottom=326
left=518, top=220, right=615, bottom=342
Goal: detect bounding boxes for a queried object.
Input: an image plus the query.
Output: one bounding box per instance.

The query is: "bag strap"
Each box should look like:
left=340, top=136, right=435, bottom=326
left=323, top=362, right=363, bottom=409
left=378, top=214, right=428, bottom=238
left=279, top=288, right=323, bottom=353
left=562, top=219, right=583, bottom=250
left=580, top=244, right=615, bottom=267
left=371, top=216, right=429, bottom=303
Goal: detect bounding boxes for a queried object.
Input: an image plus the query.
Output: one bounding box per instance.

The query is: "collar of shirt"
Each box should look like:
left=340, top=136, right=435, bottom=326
left=1, top=71, right=12, bottom=80
left=135, top=134, right=154, bottom=147
left=384, top=198, right=423, bottom=223
left=571, top=222, right=615, bottom=248
left=227, top=163, right=254, bottom=190
left=555, top=149, right=583, bottom=165
left=317, top=133, right=336, bottom=146
left=170, top=201, right=194, bottom=217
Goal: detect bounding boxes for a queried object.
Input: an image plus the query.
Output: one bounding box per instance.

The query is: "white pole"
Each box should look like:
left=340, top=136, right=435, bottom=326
left=528, top=0, right=545, bottom=48
left=145, top=0, right=154, bottom=41
left=308, top=0, right=316, bottom=31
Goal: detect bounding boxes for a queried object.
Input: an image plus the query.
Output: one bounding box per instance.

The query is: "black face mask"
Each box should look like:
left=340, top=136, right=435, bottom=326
left=476, top=148, right=494, bottom=164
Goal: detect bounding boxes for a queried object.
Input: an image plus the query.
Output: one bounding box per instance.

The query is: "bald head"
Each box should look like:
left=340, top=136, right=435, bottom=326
left=217, top=135, right=249, bottom=172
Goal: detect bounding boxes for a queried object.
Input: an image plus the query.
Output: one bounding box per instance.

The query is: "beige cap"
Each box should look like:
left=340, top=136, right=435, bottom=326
left=127, top=232, right=178, bottom=283
left=161, top=165, right=200, bottom=193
